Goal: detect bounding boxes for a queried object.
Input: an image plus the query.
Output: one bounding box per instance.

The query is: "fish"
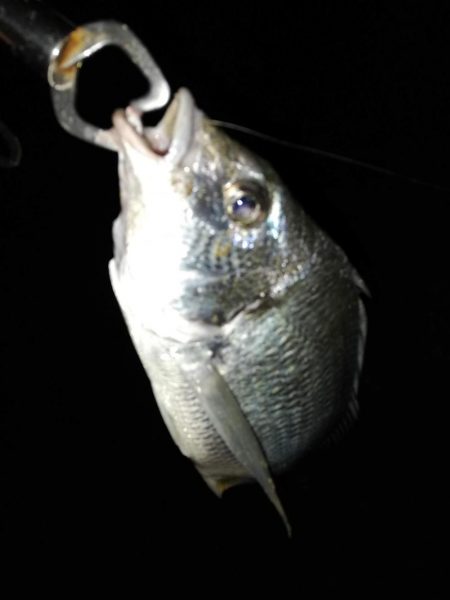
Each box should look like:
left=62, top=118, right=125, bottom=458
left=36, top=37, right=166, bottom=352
left=104, top=88, right=367, bottom=534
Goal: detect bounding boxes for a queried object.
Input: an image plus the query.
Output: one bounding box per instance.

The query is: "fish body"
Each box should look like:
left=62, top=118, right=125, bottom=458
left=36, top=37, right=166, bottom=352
left=105, top=89, right=366, bottom=531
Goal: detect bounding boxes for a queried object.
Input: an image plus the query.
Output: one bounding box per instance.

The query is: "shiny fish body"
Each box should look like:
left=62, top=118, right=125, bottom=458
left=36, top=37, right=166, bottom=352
left=105, top=89, right=367, bottom=531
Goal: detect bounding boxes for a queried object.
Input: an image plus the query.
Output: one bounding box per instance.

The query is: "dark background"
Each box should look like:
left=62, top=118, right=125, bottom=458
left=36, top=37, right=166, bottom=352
left=0, top=1, right=448, bottom=593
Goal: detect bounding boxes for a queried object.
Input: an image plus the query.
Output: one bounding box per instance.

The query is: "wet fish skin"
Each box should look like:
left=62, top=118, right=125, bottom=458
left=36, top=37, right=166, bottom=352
left=106, top=88, right=366, bottom=531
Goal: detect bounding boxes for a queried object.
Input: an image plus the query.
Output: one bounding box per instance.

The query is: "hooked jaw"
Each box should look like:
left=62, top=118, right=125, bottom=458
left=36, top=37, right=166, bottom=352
left=110, top=88, right=197, bottom=166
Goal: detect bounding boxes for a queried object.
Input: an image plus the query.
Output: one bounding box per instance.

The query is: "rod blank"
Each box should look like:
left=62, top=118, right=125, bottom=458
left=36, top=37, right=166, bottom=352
left=0, top=0, right=73, bottom=78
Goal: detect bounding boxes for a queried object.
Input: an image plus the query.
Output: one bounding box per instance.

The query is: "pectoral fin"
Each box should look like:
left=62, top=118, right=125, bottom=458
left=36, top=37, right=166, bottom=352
left=181, top=348, right=291, bottom=535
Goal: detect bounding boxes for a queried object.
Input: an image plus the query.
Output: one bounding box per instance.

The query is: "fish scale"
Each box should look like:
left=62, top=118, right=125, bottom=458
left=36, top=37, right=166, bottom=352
left=133, top=335, right=241, bottom=475
left=219, top=279, right=361, bottom=473
left=107, top=88, right=367, bottom=531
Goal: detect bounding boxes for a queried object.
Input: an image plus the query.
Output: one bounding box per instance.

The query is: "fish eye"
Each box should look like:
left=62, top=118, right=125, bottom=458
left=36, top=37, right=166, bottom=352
left=223, top=180, right=270, bottom=227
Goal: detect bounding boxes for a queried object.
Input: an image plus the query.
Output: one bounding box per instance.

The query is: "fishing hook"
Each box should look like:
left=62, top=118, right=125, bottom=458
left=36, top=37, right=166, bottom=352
left=48, top=20, right=170, bottom=149
left=0, top=1, right=170, bottom=149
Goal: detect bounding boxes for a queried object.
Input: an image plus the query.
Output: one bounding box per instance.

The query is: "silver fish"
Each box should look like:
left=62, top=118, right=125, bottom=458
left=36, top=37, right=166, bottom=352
left=105, top=88, right=367, bottom=533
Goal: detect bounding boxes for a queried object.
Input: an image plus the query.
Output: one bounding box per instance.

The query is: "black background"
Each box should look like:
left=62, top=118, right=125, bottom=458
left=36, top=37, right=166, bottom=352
left=0, top=1, right=448, bottom=593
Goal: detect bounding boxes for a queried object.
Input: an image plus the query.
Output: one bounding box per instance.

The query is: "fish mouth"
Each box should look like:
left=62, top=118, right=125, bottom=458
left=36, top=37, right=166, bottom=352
left=112, top=88, right=197, bottom=165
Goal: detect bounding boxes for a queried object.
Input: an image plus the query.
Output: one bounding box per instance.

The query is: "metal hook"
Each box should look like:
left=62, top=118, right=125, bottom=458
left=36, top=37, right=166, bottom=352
left=48, top=21, right=171, bottom=150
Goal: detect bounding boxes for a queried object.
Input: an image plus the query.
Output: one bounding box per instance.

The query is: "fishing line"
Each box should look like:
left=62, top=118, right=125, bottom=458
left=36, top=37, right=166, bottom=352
left=211, top=120, right=450, bottom=194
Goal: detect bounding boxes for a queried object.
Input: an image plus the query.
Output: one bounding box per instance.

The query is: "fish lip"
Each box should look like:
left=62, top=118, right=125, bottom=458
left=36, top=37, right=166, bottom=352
left=112, top=88, right=196, bottom=166
left=150, top=87, right=196, bottom=165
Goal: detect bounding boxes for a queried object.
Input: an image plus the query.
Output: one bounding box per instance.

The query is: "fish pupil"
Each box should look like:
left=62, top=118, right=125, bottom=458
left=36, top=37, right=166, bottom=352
left=232, top=196, right=257, bottom=218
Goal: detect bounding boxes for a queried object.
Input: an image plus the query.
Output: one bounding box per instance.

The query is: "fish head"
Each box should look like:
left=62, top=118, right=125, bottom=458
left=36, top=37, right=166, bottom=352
left=110, top=88, right=309, bottom=327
